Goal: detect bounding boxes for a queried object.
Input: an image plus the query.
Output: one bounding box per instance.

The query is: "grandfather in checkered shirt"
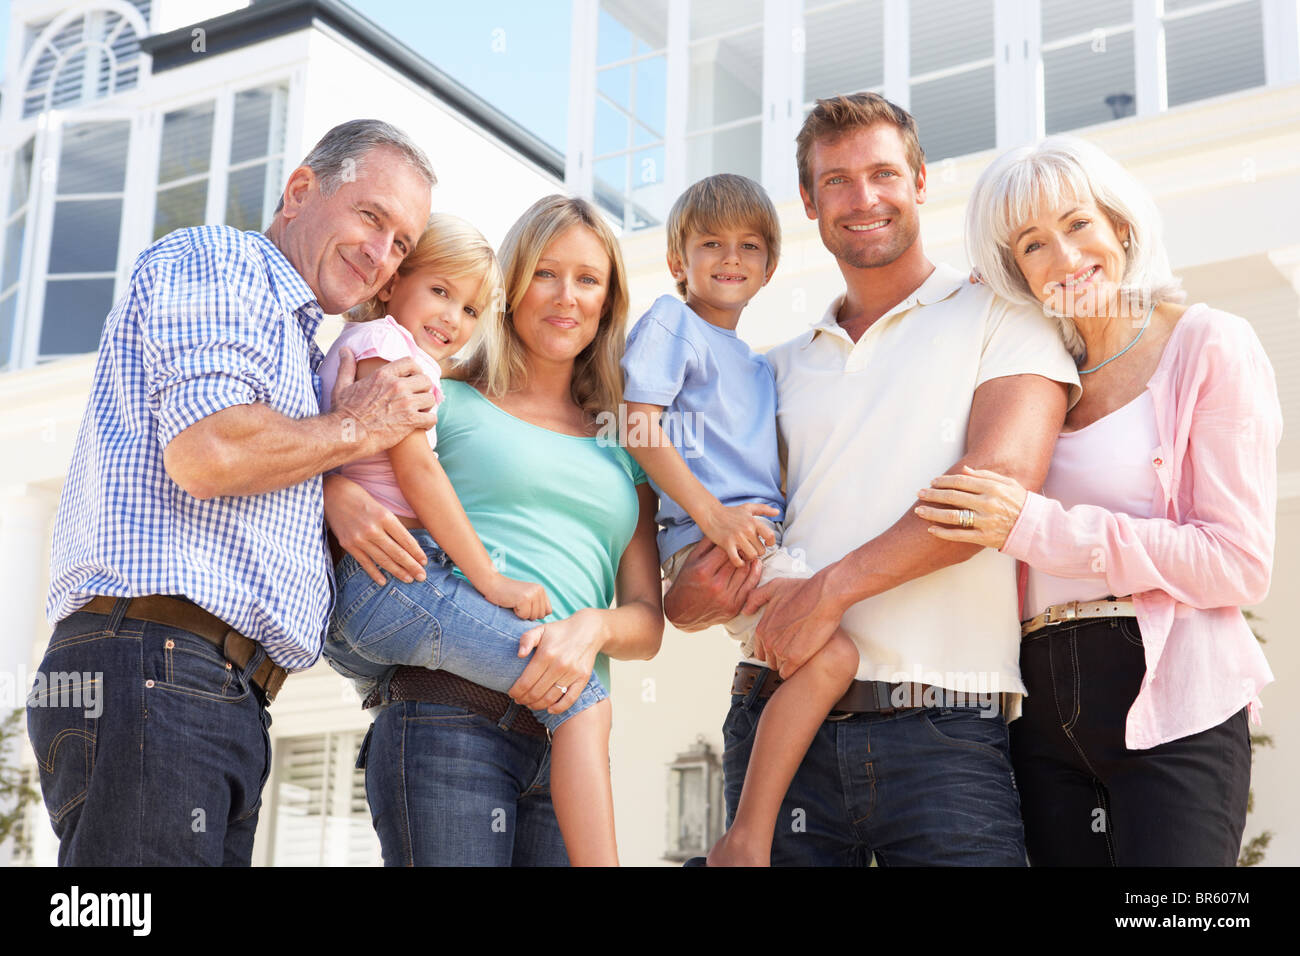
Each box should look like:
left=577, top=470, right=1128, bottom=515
left=30, top=119, right=436, bottom=866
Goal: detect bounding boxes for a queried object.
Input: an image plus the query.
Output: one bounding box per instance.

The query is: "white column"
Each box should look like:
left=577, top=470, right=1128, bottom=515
left=1133, top=0, right=1168, bottom=117
left=664, top=0, right=690, bottom=204
left=566, top=0, right=600, bottom=200
left=1263, top=0, right=1300, bottom=87
left=0, top=484, right=59, bottom=867
left=882, top=0, right=911, bottom=109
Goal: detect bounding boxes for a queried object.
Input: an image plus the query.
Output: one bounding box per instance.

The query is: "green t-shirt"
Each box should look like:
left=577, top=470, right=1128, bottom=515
left=435, top=379, right=648, bottom=688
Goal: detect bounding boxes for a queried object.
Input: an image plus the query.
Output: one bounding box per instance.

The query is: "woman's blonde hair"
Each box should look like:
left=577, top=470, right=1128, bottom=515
left=454, top=194, right=630, bottom=418
left=965, top=134, right=1185, bottom=362
left=348, top=212, right=504, bottom=333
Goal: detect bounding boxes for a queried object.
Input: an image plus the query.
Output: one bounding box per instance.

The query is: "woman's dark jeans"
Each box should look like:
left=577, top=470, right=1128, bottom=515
left=1011, top=617, right=1251, bottom=866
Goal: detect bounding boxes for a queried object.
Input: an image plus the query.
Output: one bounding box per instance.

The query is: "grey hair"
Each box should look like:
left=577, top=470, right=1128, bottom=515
left=965, top=134, right=1184, bottom=362
left=274, top=118, right=436, bottom=213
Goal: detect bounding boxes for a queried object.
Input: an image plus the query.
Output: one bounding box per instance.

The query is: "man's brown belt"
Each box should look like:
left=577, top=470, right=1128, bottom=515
left=362, top=666, right=548, bottom=739
left=732, top=662, right=1004, bottom=716
left=80, top=595, right=287, bottom=704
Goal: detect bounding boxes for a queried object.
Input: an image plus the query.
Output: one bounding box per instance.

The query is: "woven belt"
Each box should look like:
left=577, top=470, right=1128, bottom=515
left=1021, top=598, right=1135, bottom=640
left=362, top=666, right=548, bottom=739
left=732, top=663, right=998, bottom=716
left=80, top=595, right=287, bottom=704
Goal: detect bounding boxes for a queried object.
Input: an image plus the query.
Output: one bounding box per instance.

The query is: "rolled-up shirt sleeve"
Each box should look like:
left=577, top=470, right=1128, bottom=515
left=142, top=241, right=278, bottom=447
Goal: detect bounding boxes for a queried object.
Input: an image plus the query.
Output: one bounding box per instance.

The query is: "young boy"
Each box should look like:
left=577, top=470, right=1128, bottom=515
left=619, top=174, right=859, bottom=866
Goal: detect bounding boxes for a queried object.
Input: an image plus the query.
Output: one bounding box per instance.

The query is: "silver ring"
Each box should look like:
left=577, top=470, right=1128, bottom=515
left=958, top=508, right=976, bottom=529
left=554, top=684, right=569, bottom=695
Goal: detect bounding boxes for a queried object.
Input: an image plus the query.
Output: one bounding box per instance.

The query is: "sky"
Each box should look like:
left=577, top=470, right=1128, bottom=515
left=0, top=0, right=572, bottom=151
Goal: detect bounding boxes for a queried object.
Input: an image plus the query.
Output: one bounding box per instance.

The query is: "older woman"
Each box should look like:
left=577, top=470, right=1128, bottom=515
left=323, top=195, right=663, bottom=866
left=917, top=135, right=1279, bottom=866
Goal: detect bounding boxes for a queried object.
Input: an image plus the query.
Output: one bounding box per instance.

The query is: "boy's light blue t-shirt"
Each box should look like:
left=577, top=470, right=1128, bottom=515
left=620, top=294, right=784, bottom=563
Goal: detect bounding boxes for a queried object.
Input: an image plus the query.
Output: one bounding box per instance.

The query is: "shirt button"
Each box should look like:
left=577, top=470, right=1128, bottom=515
left=1153, top=457, right=1163, bottom=467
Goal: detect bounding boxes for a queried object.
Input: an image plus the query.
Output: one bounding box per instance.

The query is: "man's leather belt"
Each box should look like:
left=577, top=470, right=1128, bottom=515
left=362, top=666, right=548, bottom=739
left=80, top=595, right=287, bottom=704
left=1021, top=598, right=1135, bottom=640
left=732, top=662, right=996, bottom=716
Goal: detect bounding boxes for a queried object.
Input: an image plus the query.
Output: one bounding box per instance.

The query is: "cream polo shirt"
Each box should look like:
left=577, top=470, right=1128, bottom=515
left=762, top=263, right=1080, bottom=695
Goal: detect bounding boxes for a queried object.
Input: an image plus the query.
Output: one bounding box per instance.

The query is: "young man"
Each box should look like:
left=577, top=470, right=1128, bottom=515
left=664, top=93, right=1081, bottom=866
left=31, top=119, right=437, bottom=865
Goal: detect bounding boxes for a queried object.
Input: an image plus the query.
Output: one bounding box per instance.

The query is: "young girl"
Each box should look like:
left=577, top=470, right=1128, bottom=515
left=317, top=213, right=619, bottom=865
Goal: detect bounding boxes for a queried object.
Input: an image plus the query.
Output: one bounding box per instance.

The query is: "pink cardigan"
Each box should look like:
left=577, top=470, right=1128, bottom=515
left=1002, top=304, right=1280, bottom=750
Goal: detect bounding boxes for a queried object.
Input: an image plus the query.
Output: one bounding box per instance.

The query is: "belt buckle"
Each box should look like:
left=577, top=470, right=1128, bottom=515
left=1045, top=601, right=1079, bottom=625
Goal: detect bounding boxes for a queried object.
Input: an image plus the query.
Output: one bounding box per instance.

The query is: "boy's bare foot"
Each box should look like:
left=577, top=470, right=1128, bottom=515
left=705, top=828, right=771, bottom=867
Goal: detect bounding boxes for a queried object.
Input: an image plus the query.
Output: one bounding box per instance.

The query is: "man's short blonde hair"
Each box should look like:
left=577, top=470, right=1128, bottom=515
left=665, top=174, right=781, bottom=298
left=796, top=92, right=925, bottom=196
left=965, top=134, right=1185, bottom=361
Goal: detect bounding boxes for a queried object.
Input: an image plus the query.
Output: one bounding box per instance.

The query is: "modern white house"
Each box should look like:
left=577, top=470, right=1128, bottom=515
left=2, top=0, right=1298, bottom=866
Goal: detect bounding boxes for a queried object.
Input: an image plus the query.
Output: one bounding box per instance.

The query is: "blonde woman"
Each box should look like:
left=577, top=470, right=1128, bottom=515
left=324, top=196, right=662, bottom=866
left=917, top=136, right=1280, bottom=865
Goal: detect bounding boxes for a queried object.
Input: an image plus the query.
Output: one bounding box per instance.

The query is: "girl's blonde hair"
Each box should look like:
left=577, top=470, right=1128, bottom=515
left=453, top=195, right=630, bottom=419
left=965, top=134, right=1184, bottom=362
left=348, top=212, right=504, bottom=334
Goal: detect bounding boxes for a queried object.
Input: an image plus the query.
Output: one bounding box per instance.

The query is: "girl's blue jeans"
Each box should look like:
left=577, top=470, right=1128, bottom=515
left=324, top=529, right=606, bottom=734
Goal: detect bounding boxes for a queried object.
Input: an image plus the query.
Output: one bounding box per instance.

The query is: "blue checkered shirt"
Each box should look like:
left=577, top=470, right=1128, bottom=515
left=47, top=226, right=333, bottom=670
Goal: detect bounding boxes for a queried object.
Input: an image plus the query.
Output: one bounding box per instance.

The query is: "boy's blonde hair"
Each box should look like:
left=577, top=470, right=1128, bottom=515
left=453, top=194, right=630, bottom=419
left=349, top=212, right=504, bottom=329
left=665, top=174, right=781, bottom=298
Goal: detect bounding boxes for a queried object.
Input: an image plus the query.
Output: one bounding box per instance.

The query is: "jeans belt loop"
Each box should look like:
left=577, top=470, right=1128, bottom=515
left=497, top=701, right=522, bottom=733
left=742, top=666, right=769, bottom=711
left=107, top=597, right=131, bottom=635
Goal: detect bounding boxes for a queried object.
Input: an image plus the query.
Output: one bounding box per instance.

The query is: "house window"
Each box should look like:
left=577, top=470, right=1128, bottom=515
left=0, top=140, right=35, bottom=371
left=21, top=2, right=151, bottom=119
left=154, top=101, right=215, bottom=240
left=41, top=120, right=131, bottom=360
left=594, top=0, right=669, bottom=229
left=1163, top=0, right=1265, bottom=108
left=802, top=0, right=886, bottom=108
left=908, top=0, right=996, bottom=162
left=684, top=0, right=764, bottom=189
left=225, top=85, right=289, bottom=232
left=268, top=732, right=381, bottom=866
left=1041, top=0, right=1137, bottom=133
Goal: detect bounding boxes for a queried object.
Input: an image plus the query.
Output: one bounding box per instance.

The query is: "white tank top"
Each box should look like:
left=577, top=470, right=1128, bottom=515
left=1025, top=389, right=1161, bottom=616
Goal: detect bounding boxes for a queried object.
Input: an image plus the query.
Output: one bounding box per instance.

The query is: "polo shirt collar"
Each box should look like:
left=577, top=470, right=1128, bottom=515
left=803, top=262, right=968, bottom=347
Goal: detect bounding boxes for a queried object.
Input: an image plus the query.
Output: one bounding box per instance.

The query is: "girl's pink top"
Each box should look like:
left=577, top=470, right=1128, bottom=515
left=317, top=316, right=444, bottom=519
left=1003, top=304, right=1281, bottom=750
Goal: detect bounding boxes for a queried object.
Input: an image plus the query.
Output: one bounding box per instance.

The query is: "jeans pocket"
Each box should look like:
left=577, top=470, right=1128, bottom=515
left=26, top=690, right=97, bottom=826
left=922, top=708, right=1011, bottom=762
left=1118, top=617, right=1145, bottom=648
left=347, top=582, right=441, bottom=668
left=150, top=627, right=251, bottom=704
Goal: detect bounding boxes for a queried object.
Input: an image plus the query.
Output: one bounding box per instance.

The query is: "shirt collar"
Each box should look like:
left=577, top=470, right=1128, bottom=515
left=802, top=262, right=968, bottom=348
left=250, top=231, right=326, bottom=337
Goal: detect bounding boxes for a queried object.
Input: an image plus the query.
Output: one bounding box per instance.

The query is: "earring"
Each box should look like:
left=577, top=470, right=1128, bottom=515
left=1122, top=239, right=1130, bottom=248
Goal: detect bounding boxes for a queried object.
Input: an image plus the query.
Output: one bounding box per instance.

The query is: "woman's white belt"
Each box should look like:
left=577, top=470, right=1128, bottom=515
left=1021, top=598, right=1135, bottom=639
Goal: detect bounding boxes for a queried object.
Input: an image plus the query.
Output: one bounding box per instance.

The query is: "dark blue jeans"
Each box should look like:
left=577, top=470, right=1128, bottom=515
left=1011, top=617, right=1251, bottom=866
left=26, top=599, right=272, bottom=866
left=722, top=669, right=1027, bottom=866
left=359, top=700, right=568, bottom=866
